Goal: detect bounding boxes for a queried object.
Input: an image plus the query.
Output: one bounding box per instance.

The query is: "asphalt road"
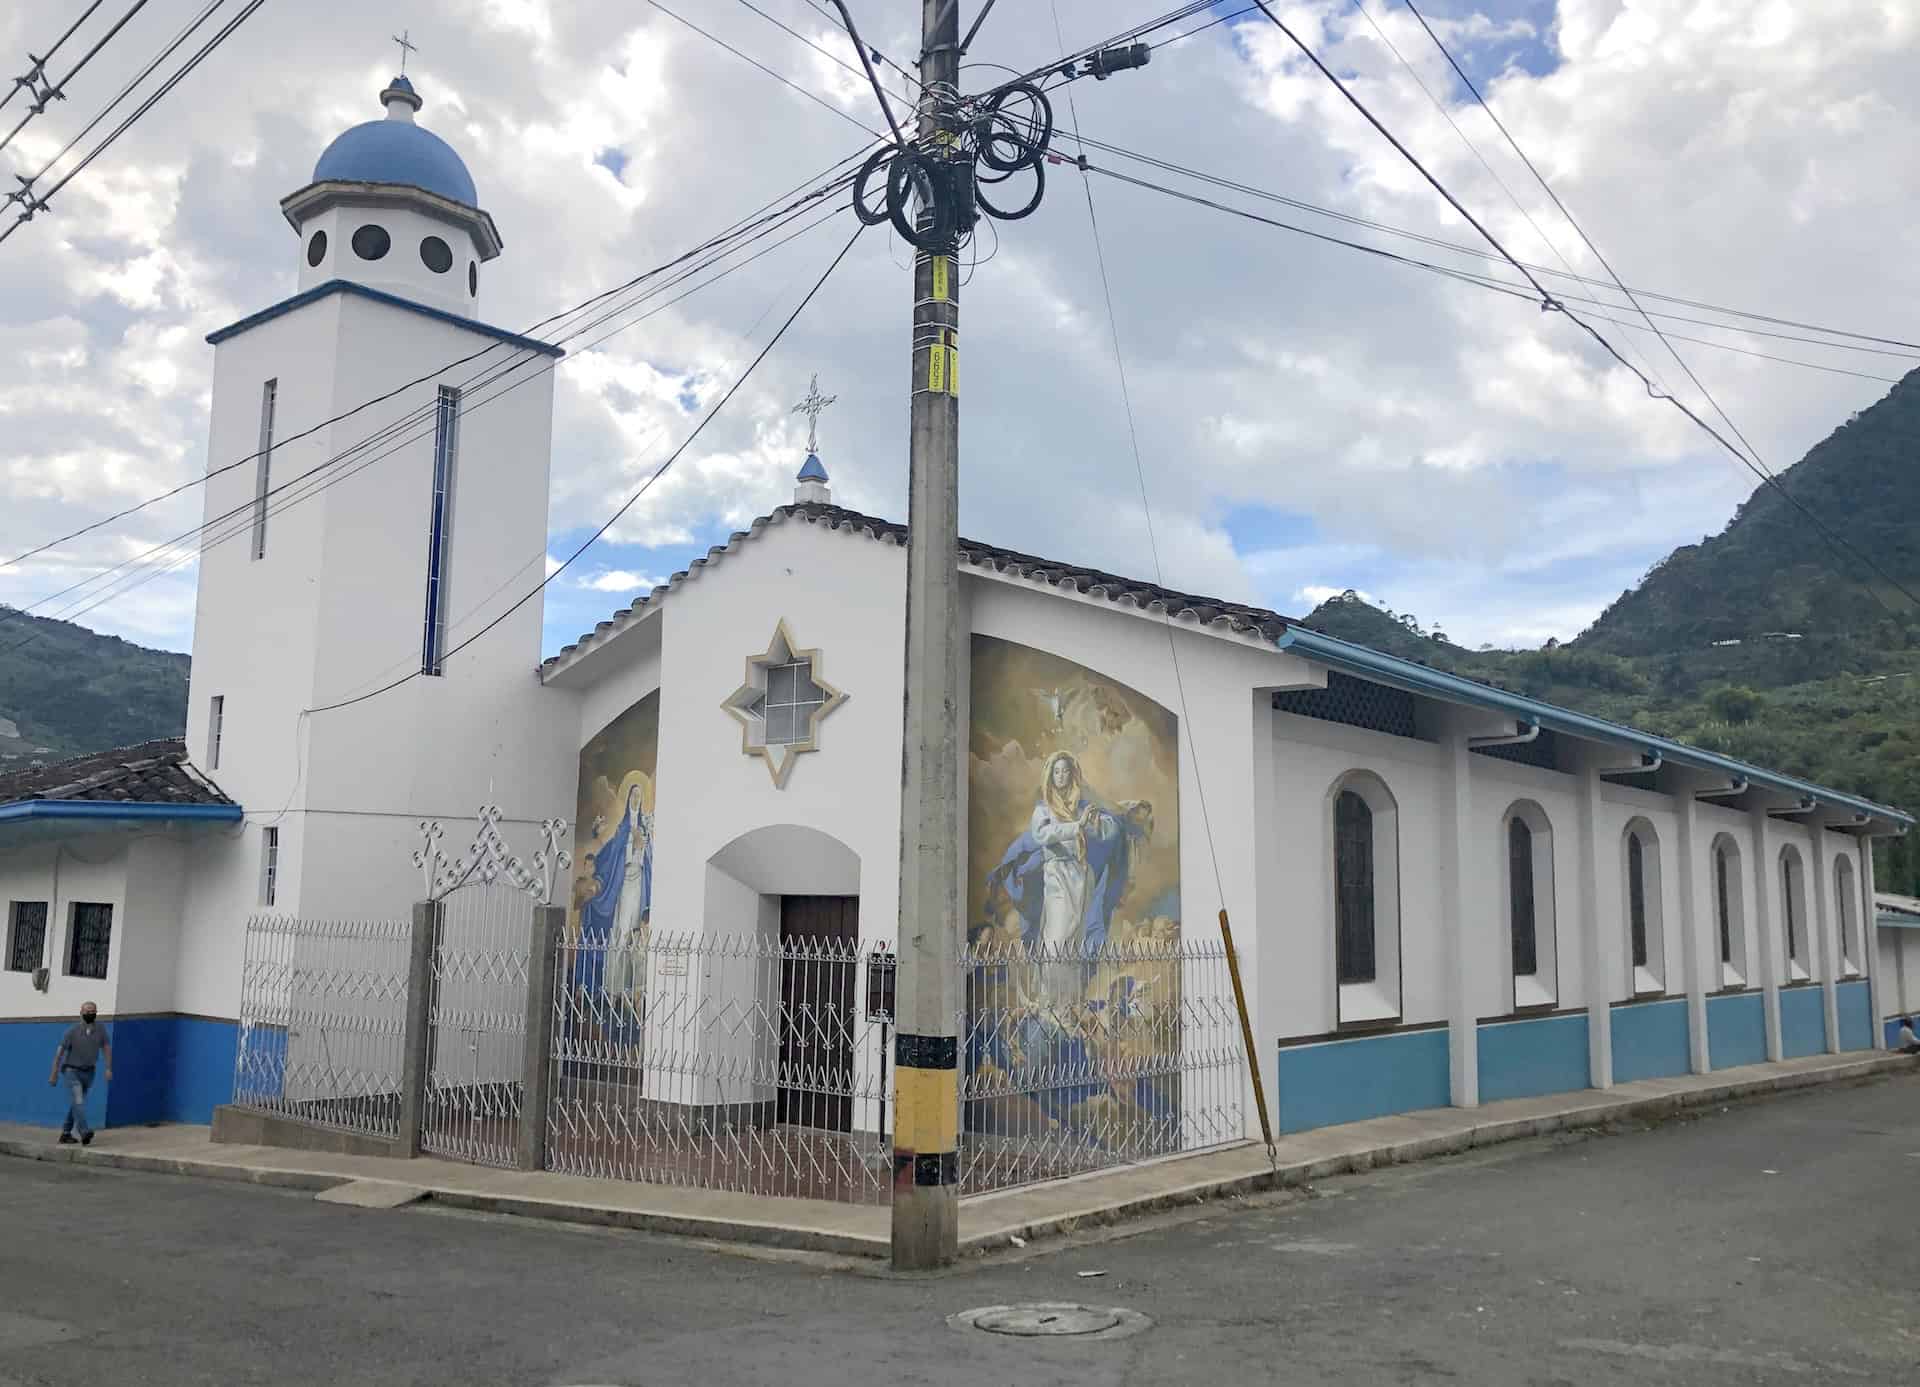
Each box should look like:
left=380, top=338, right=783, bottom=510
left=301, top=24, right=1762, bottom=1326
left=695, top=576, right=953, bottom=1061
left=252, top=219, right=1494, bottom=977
left=3, top=1072, right=1918, bottom=1387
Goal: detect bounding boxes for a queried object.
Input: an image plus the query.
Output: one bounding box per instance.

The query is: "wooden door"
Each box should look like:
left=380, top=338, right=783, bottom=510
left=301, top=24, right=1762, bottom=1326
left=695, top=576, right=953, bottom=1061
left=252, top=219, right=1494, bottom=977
left=778, top=895, right=858, bottom=1132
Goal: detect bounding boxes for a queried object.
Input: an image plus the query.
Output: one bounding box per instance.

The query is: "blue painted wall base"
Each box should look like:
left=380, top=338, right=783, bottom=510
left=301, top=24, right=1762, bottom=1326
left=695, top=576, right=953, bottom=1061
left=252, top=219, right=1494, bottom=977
left=0, top=1015, right=235, bottom=1129
left=1778, top=987, right=1826, bottom=1060
left=1477, top=1012, right=1590, bottom=1103
left=1610, top=998, right=1690, bottom=1083
left=1831, top=980, right=1869, bottom=1052
left=1277, top=1027, right=1450, bottom=1133
left=1708, top=992, right=1767, bottom=1069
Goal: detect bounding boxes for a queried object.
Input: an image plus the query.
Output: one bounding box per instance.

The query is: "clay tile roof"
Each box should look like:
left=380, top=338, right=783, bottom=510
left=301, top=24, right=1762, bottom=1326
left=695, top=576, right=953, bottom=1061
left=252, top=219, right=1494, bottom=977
left=540, top=500, right=1295, bottom=674
left=0, top=738, right=236, bottom=808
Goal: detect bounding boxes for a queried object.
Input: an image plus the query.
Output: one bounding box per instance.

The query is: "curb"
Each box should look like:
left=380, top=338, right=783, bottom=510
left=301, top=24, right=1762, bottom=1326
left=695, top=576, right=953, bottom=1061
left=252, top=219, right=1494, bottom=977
left=957, top=1053, right=1915, bottom=1253
left=8, top=1054, right=1911, bottom=1262
left=0, top=1138, right=885, bottom=1258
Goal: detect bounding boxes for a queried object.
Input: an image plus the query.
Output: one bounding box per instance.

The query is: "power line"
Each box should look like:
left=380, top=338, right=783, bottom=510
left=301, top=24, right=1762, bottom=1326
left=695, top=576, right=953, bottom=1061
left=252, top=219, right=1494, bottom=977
left=643, top=0, right=883, bottom=141
left=1, top=1, right=107, bottom=114
left=1246, top=0, right=1920, bottom=615
left=727, top=0, right=920, bottom=110
left=0, top=141, right=874, bottom=579
left=1048, top=129, right=1920, bottom=359
left=305, top=221, right=867, bottom=718
left=1048, top=0, right=1226, bottom=912
left=1, top=193, right=853, bottom=650
left=0, top=0, right=261, bottom=246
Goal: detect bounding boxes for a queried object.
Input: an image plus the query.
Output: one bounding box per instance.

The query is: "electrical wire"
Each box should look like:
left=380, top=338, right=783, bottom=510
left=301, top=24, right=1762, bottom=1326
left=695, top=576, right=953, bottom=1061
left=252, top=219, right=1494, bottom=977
left=0, top=0, right=136, bottom=155
left=1047, top=130, right=1920, bottom=359
left=303, top=221, right=867, bottom=718
left=0, top=0, right=261, bottom=246
left=0, top=140, right=877, bottom=582
left=726, top=0, right=919, bottom=108
left=1, top=1, right=107, bottom=114
left=1049, top=0, right=1227, bottom=912
left=1247, top=0, right=1920, bottom=615
left=0, top=194, right=854, bottom=652
left=644, top=0, right=883, bottom=141
left=5, top=0, right=224, bottom=211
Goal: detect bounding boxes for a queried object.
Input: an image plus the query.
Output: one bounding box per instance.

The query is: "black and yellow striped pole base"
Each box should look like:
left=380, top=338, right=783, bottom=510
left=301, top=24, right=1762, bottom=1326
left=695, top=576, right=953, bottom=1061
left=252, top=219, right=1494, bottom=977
left=892, top=1031, right=959, bottom=1267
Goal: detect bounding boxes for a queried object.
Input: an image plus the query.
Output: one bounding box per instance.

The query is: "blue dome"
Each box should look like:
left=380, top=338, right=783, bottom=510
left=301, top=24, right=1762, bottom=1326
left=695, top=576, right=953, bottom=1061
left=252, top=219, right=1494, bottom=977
left=797, top=452, right=829, bottom=482
left=312, top=108, right=477, bottom=207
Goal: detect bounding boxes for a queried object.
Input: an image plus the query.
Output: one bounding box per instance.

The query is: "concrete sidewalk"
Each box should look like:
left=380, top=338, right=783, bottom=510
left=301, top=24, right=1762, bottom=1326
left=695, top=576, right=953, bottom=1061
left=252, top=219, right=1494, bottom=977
left=3, top=1049, right=1909, bottom=1260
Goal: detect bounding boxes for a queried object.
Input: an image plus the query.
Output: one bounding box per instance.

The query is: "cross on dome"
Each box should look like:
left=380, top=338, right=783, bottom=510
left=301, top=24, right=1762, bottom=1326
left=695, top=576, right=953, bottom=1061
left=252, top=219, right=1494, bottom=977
left=792, top=373, right=836, bottom=454
left=791, top=373, right=837, bottom=505
left=392, top=30, right=419, bottom=74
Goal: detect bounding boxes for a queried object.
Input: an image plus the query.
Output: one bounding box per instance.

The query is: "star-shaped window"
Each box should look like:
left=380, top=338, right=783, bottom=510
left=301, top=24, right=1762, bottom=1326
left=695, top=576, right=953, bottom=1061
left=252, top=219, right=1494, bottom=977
left=722, top=619, right=847, bottom=786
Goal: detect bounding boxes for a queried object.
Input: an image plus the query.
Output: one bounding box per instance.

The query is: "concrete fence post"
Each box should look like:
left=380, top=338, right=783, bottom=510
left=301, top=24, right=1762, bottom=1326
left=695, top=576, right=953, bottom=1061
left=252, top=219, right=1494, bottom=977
left=397, top=899, right=441, bottom=1158
left=517, top=904, right=565, bottom=1172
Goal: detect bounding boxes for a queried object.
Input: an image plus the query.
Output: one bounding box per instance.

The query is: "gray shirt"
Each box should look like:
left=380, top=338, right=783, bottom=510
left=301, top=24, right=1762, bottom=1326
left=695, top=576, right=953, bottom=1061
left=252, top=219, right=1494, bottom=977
left=58, top=1022, right=109, bottom=1070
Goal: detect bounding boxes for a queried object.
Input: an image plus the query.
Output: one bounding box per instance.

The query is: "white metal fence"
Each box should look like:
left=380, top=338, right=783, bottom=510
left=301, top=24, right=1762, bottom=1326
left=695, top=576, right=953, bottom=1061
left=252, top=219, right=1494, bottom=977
left=231, top=914, right=412, bottom=1140
left=421, top=881, right=531, bottom=1168
left=546, top=932, right=896, bottom=1204
left=956, top=937, right=1247, bottom=1196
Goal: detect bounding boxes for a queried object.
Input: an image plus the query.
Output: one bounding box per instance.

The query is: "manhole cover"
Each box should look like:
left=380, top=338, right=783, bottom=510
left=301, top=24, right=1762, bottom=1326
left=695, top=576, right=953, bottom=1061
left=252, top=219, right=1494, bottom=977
left=950, top=1303, right=1152, bottom=1341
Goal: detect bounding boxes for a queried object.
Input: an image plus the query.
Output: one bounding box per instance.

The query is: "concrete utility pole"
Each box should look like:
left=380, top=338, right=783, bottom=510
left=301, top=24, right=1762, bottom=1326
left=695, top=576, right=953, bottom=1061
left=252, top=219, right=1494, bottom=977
left=891, top=0, right=965, bottom=1271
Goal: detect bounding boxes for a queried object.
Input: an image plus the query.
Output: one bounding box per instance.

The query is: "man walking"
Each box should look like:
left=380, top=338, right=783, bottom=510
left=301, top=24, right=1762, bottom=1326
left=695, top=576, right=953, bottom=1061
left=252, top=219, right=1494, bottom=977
left=48, top=1003, right=112, bottom=1145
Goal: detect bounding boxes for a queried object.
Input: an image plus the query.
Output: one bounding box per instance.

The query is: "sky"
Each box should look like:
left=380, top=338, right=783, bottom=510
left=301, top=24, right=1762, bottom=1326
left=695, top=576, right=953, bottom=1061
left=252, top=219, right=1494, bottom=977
left=1, top=0, right=1916, bottom=664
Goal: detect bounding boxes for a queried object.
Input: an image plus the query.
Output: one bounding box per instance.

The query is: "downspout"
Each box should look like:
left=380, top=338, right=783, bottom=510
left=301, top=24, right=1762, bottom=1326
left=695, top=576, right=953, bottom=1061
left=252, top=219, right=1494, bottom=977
left=1696, top=777, right=1749, bottom=801
left=1600, top=752, right=1662, bottom=778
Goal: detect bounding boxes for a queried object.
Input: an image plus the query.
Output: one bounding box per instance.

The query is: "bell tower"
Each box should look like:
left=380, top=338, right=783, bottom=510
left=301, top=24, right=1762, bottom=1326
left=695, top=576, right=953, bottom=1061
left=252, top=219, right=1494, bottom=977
left=182, top=71, right=573, bottom=921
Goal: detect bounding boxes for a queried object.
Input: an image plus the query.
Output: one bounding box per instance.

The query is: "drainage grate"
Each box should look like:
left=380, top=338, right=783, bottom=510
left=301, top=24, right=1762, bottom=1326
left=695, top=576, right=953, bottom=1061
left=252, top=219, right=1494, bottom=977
left=950, top=1303, right=1152, bottom=1341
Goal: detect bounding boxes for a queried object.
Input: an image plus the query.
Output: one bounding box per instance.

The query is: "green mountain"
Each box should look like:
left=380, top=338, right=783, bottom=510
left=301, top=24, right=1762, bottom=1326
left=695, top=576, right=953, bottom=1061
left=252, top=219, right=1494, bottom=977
left=1302, top=368, right=1920, bottom=894
left=0, top=608, right=189, bottom=765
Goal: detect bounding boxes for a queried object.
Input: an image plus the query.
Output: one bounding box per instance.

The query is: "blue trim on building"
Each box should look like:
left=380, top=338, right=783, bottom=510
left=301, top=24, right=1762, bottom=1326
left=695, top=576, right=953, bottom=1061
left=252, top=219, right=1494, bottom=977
left=0, top=800, right=242, bottom=825
left=1778, top=987, right=1827, bottom=1059
left=1276, top=1027, right=1450, bottom=1133
left=0, top=1015, right=235, bottom=1128
left=206, top=280, right=564, bottom=357
left=1610, top=998, right=1691, bottom=1083
left=1271, top=626, right=1912, bottom=829
left=1836, top=980, right=1872, bottom=1052
left=1476, top=1012, right=1590, bottom=1102
left=1707, top=992, right=1767, bottom=1069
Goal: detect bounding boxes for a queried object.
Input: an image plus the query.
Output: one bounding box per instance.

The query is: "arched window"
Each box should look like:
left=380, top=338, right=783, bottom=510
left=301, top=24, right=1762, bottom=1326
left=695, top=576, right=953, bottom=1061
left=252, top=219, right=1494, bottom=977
left=1780, top=846, right=1810, bottom=981
left=1334, top=791, right=1375, bottom=984
left=1623, top=820, right=1666, bottom=994
left=1835, top=852, right=1860, bottom=976
left=1712, top=835, right=1747, bottom=988
left=1509, top=817, right=1538, bottom=976
left=1328, top=771, right=1400, bottom=1024
left=1503, top=801, right=1557, bottom=1009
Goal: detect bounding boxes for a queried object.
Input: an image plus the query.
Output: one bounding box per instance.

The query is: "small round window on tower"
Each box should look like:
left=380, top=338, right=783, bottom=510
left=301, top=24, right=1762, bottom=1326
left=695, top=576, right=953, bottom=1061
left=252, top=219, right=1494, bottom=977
left=468, top=262, right=477, bottom=297
left=420, top=235, right=453, bottom=274
left=306, top=229, right=327, bottom=267
left=351, top=224, right=391, bottom=261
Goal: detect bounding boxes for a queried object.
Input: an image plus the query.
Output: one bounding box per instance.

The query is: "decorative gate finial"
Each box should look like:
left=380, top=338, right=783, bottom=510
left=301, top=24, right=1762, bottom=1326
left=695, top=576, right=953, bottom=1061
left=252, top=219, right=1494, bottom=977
left=414, top=806, right=571, bottom=903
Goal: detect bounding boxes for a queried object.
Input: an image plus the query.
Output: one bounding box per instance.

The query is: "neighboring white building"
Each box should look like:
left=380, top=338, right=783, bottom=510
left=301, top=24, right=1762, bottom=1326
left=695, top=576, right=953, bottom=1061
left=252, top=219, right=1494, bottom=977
left=0, top=74, right=1911, bottom=1138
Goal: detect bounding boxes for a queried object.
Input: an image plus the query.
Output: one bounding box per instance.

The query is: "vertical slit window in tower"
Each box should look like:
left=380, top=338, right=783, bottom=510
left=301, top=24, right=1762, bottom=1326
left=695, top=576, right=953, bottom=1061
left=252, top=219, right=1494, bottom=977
left=252, top=379, right=277, bottom=560
left=1628, top=831, right=1648, bottom=970
left=1509, top=816, right=1538, bottom=978
left=260, top=826, right=279, bottom=907
left=208, top=694, right=224, bottom=769
left=422, top=385, right=460, bottom=676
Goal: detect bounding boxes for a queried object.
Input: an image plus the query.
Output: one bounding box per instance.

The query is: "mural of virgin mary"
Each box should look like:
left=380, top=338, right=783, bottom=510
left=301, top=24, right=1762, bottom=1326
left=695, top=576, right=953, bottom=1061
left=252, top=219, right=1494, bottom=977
left=580, top=783, right=653, bottom=1014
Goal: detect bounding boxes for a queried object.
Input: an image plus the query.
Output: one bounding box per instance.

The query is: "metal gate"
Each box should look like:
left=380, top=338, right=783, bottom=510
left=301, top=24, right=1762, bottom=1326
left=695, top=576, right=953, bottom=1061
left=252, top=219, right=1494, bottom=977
left=413, top=809, right=568, bottom=1168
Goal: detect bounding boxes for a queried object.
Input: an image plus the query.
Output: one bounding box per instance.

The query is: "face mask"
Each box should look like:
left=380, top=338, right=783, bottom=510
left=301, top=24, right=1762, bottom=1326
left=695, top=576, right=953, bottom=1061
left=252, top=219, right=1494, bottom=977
left=80, top=1013, right=95, bottom=1025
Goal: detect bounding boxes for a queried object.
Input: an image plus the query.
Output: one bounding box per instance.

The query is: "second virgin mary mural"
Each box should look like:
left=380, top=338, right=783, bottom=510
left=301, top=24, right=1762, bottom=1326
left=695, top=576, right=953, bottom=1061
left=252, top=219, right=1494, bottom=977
left=569, top=692, right=660, bottom=1033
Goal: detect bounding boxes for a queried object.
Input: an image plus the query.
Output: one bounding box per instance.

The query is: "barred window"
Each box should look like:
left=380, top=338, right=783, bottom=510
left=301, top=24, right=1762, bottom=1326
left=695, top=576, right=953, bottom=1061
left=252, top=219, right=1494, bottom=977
left=6, top=901, right=48, bottom=973
left=1334, top=790, right=1375, bottom=984
left=748, top=660, right=827, bottom=746
left=67, top=903, right=112, bottom=980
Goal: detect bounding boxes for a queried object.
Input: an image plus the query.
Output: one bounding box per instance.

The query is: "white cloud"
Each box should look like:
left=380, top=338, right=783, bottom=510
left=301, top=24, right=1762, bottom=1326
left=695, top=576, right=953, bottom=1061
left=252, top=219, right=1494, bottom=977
left=579, top=568, right=665, bottom=594
left=0, top=0, right=1913, bottom=660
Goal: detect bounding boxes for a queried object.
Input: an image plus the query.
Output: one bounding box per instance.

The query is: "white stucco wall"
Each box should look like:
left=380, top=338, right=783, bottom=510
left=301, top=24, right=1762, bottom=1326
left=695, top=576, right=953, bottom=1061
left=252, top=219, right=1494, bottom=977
left=0, top=838, right=134, bottom=1016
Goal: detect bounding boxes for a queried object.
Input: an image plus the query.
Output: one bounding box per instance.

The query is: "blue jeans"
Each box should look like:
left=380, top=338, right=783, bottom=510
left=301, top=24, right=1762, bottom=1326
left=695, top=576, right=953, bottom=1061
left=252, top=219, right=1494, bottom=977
left=61, top=1066, right=95, bottom=1139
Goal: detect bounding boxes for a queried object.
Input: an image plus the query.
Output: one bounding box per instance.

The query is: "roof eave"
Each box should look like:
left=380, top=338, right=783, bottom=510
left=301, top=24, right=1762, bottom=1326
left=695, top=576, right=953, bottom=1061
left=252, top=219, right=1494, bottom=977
left=279, top=179, right=503, bottom=260
left=0, top=801, right=244, bottom=825
left=1274, top=625, right=1915, bottom=833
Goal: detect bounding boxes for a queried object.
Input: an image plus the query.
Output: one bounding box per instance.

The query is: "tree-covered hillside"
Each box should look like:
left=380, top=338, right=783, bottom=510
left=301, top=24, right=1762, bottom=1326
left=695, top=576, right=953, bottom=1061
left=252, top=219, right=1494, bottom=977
left=0, top=608, right=189, bottom=765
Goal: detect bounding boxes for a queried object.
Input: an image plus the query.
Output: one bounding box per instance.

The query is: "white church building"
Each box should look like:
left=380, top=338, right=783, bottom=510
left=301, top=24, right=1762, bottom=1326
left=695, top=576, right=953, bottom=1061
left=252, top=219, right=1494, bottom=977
left=0, top=75, right=1910, bottom=1158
